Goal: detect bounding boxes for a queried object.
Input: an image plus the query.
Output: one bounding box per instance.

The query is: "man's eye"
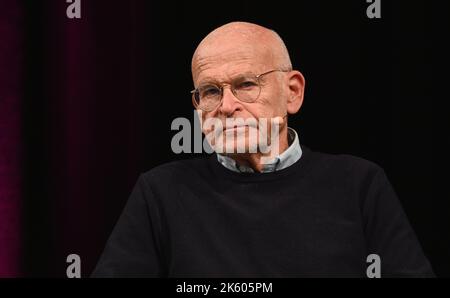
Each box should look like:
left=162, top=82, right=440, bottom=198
left=237, top=81, right=257, bottom=89
left=201, top=87, right=220, bottom=97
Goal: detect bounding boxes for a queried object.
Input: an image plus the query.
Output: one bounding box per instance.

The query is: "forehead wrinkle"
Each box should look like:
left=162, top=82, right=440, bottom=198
left=194, top=47, right=257, bottom=71
left=195, top=59, right=260, bottom=86
left=197, top=71, right=263, bottom=87
left=195, top=65, right=263, bottom=86
left=193, top=50, right=272, bottom=86
left=195, top=55, right=251, bottom=74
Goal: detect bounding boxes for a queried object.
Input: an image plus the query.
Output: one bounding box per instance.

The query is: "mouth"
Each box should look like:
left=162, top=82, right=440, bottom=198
left=223, top=125, right=250, bottom=133
left=202, top=120, right=259, bottom=136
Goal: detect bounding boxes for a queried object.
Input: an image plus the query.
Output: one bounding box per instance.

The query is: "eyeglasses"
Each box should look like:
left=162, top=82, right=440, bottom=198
left=191, top=69, right=289, bottom=112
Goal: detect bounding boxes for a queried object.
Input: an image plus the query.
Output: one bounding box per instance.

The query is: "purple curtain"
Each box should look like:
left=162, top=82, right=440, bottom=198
left=1, top=0, right=149, bottom=276
left=0, top=1, right=23, bottom=277
left=43, top=1, right=146, bottom=276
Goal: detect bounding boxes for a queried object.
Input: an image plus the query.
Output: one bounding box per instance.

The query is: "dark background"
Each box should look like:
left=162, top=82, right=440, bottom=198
left=0, top=0, right=448, bottom=277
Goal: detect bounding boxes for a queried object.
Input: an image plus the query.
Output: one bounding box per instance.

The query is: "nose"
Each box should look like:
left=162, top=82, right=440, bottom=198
left=218, top=86, right=241, bottom=116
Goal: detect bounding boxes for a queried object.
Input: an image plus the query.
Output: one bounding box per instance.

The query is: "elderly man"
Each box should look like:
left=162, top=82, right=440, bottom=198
left=92, top=22, right=434, bottom=277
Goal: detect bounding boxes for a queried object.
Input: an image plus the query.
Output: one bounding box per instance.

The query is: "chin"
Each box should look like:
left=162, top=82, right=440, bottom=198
left=220, top=135, right=259, bottom=154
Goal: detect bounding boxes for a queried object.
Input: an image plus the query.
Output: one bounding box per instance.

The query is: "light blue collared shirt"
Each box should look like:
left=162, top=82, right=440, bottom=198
left=216, top=127, right=302, bottom=173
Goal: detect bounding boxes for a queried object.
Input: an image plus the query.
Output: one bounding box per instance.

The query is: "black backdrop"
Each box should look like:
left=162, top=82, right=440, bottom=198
left=0, top=0, right=448, bottom=277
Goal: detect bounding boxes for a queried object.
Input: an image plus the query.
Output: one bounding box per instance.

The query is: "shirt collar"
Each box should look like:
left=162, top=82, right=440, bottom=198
left=216, top=127, right=302, bottom=173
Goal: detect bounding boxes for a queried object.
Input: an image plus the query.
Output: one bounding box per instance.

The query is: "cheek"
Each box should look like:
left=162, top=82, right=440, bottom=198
left=252, top=92, right=284, bottom=118
left=270, top=88, right=288, bottom=112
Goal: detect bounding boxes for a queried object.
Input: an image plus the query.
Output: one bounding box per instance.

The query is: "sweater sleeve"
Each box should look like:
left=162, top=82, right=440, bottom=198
left=91, top=174, right=165, bottom=277
left=361, top=167, right=434, bottom=277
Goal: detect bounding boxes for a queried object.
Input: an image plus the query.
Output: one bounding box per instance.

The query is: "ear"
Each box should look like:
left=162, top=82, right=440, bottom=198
left=285, top=70, right=305, bottom=115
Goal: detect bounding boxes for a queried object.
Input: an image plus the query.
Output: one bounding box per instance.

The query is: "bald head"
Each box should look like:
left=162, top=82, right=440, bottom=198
left=191, top=22, right=292, bottom=83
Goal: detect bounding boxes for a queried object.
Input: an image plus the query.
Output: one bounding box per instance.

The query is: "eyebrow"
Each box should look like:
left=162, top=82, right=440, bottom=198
left=197, top=76, right=220, bottom=86
left=197, top=72, right=258, bottom=86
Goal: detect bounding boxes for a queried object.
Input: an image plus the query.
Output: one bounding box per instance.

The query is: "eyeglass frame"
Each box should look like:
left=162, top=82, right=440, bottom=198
left=190, top=68, right=290, bottom=112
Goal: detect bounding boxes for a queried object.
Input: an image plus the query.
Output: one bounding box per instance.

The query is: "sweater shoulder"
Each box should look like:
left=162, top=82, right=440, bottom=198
left=306, top=147, right=384, bottom=177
